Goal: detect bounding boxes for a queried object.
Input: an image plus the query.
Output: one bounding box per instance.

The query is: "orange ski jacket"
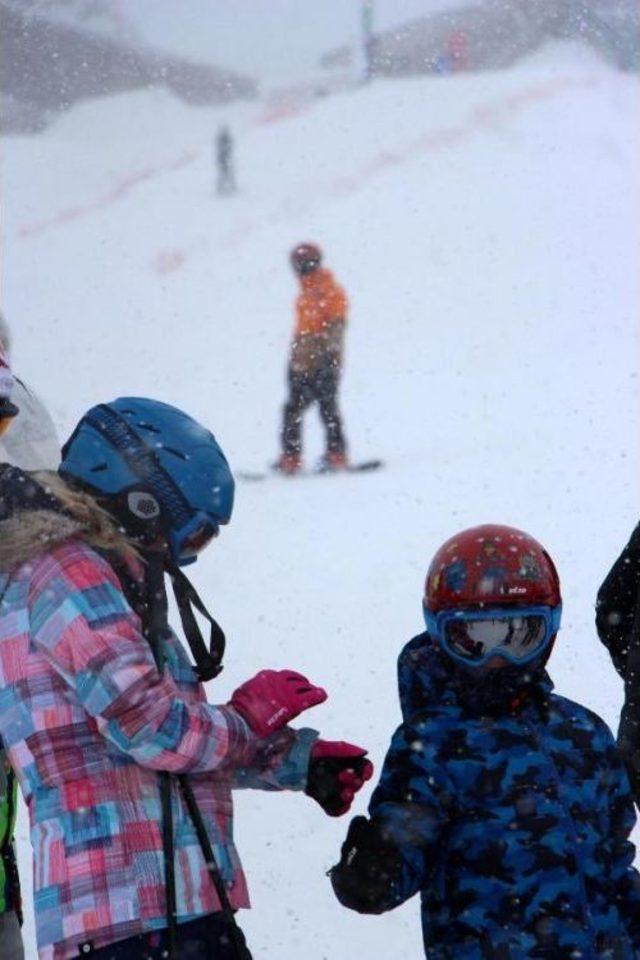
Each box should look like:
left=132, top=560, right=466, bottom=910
left=291, top=268, right=348, bottom=373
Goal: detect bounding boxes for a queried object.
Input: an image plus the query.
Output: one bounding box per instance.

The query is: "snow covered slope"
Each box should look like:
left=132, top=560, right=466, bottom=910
left=3, top=41, right=639, bottom=959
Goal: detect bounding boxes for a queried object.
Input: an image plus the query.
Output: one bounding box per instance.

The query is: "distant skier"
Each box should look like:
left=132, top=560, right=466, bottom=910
left=274, top=243, right=349, bottom=475
left=215, top=125, right=235, bottom=196
left=331, top=524, right=640, bottom=956
left=0, top=313, right=59, bottom=470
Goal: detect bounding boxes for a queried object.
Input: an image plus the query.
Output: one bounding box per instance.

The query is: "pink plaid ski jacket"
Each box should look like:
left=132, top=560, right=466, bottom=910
left=0, top=508, right=316, bottom=959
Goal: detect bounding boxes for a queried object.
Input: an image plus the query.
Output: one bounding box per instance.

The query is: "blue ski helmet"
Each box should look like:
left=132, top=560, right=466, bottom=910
left=59, top=398, right=234, bottom=566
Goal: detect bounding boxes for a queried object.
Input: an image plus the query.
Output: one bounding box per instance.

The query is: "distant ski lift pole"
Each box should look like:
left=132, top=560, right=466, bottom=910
left=362, top=0, right=374, bottom=82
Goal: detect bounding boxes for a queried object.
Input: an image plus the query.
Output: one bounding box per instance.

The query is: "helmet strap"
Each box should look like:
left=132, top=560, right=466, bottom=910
left=111, top=548, right=226, bottom=682
left=167, top=563, right=226, bottom=681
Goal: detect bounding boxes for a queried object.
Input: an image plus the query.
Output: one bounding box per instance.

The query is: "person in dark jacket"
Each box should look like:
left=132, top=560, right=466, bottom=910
left=331, top=524, right=640, bottom=960
left=596, top=521, right=640, bottom=803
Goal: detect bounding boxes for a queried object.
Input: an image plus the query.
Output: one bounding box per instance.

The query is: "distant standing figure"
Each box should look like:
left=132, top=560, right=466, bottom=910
left=0, top=313, right=60, bottom=470
left=215, top=125, right=235, bottom=196
left=274, top=243, right=349, bottom=475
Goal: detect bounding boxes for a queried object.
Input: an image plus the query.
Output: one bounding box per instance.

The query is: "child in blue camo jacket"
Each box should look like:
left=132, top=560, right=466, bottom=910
left=331, top=525, right=640, bottom=960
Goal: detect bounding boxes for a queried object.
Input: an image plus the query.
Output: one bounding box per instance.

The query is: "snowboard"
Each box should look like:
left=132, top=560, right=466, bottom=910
left=236, top=459, right=384, bottom=483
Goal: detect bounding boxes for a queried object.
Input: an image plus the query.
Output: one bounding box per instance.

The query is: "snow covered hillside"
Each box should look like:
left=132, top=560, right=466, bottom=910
left=3, top=40, right=639, bottom=959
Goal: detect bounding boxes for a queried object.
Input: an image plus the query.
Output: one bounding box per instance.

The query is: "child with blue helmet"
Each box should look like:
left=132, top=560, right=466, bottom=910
left=0, top=398, right=372, bottom=960
left=331, top=524, right=640, bottom=959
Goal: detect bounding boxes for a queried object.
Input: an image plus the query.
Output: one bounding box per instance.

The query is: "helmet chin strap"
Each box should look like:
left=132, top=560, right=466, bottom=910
left=102, top=489, right=226, bottom=681
left=138, top=550, right=226, bottom=682
left=166, top=561, right=226, bottom=681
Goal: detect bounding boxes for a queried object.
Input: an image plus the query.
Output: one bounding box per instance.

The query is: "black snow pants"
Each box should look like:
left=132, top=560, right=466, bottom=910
left=217, top=163, right=235, bottom=196
left=81, top=913, right=250, bottom=960
left=281, top=360, right=346, bottom=457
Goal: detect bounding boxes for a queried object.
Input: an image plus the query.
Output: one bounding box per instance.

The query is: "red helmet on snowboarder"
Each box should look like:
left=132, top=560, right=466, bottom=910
left=423, top=524, right=562, bottom=668
left=290, top=242, right=322, bottom=276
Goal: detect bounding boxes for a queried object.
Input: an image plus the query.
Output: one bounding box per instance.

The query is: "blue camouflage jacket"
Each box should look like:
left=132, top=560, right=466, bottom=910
left=368, top=634, right=640, bottom=959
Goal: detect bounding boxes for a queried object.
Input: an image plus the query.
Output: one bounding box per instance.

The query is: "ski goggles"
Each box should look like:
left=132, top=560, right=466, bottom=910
left=172, top=515, right=219, bottom=567
left=423, top=603, right=562, bottom=668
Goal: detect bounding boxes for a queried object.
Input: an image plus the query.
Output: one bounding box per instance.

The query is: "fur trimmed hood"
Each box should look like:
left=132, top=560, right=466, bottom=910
left=0, top=509, right=84, bottom=574
left=0, top=467, right=138, bottom=576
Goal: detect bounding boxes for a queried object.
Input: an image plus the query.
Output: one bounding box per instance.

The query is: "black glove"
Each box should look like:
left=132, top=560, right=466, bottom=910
left=329, top=815, right=403, bottom=914
left=305, top=740, right=373, bottom=816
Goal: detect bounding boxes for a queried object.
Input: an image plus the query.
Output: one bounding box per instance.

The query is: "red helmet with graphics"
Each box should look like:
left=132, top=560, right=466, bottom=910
left=423, top=524, right=562, bottom=668
left=290, top=242, right=322, bottom=276
left=425, top=524, right=561, bottom=611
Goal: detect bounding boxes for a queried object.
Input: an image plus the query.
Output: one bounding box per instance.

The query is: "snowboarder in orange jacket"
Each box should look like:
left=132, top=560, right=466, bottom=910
left=275, top=243, right=349, bottom=475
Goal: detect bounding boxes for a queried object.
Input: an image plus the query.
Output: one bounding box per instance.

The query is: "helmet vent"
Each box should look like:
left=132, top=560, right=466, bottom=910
left=162, top=445, right=188, bottom=461
left=89, top=462, right=108, bottom=473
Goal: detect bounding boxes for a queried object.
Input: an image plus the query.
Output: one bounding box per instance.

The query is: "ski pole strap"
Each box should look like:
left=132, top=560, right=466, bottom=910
left=177, top=776, right=253, bottom=960
left=159, top=772, right=177, bottom=958
left=169, top=566, right=226, bottom=681
left=141, top=557, right=247, bottom=956
left=144, top=556, right=178, bottom=958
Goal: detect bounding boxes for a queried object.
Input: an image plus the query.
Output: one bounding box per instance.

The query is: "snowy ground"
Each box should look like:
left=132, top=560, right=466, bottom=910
left=2, top=40, right=639, bottom=959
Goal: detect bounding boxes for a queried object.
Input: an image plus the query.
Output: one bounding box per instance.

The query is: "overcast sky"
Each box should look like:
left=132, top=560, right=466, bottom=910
left=124, top=0, right=466, bottom=82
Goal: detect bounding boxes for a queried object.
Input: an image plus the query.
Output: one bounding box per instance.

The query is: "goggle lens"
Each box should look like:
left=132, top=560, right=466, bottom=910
left=179, top=523, right=218, bottom=561
left=443, top=614, right=548, bottom=664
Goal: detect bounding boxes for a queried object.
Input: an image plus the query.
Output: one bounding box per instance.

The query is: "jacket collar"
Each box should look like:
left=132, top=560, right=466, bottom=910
left=300, top=267, right=328, bottom=290
left=400, top=632, right=554, bottom=722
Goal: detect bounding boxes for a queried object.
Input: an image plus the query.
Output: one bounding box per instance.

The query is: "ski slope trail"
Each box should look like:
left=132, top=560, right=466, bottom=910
left=3, top=41, right=639, bottom=960
left=14, top=66, right=600, bottom=261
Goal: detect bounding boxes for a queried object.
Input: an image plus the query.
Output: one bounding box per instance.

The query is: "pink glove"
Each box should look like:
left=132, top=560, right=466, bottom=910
left=306, top=740, right=374, bottom=816
left=229, top=669, right=327, bottom=737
